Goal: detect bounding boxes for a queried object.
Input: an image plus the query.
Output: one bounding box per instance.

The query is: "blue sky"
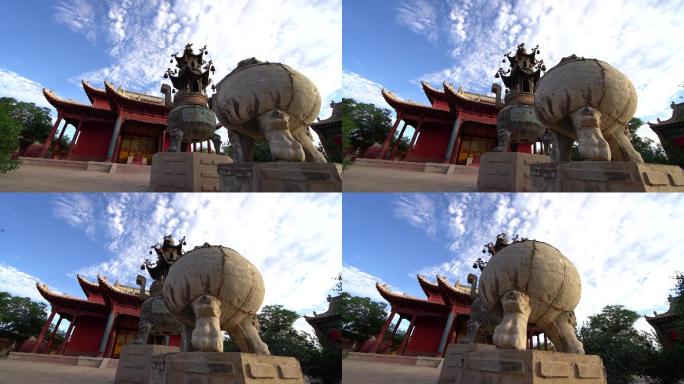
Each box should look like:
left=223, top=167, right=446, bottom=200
left=343, top=0, right=684, bottom=144
left=343, top=193, right=684, bottom=335
left=0, top=193, right=341, bottom=333
left=0, top=0, right=341, bottom=143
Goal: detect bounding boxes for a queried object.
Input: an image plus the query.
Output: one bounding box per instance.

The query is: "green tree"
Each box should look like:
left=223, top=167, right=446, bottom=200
left=578, top=305, right=656, bottom=384
left=0, top=105, right=22, bottom=173
left=627, top=118, right=670, bottom=164
left=221, top=141, right=273, bottom=162
left=0, top=292, right=49, bottom=340
left=339, top=292, right=388, bottom=344
left=0, top=97, right=53, bottom=152
left=341, top=98, right=393, bottom=156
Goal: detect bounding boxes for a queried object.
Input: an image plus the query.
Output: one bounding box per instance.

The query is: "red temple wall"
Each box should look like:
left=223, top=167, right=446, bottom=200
left=426, top=293, right=445, bottom=304
left=431, top=100, right=450, bottom=111
left=169, top=335, right=181, bottom=347
left=406, top=316, right=446, bottom=356
left=71, top=123, right=113, bottom=162
left=64, top=316, right=106, bottom=357
left=410, top=126, right=451, bottom=162
left=90, top=97, right=111, bottom=110
left=87, top=293, right=105, bottom=305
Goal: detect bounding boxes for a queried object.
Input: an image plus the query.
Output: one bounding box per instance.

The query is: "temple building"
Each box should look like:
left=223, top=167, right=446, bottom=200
left=304, top=295, right=342, bottom=345
left=645, top=294, right=682, bottom=349
left=649, top=100, right=684, bottom=168
left=311, top=101, right=343, bottom=161
left=371, top=275, right=474, bottom=356
left=379, top=82, right=500, bottom=165
left=32, top=275, right=179, bottom=358
left=37, top=80, right=216, bottom=164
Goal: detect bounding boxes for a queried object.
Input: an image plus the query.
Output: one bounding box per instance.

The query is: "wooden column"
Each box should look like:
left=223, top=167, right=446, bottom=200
left=161, top=132, right=167, bottom=152
left=399, top=313, right=417, bottom=355
left=58, top=315, right=78, bottom=354
left=447, top=115, right=464, bottom=163
left=98, top=311, right=117, bottom=356
left=407, top=119, right=424, bottom=159
left=438, top=307, right=458, bottom=353
left=39, top=116, right=63, bottom=158
left=389, top=121, right=408, bottom=160
left=206, top=139, right=212, bottom=153
left=379, top=116, right=402, bottom=160
left=44, top=315, right=63, bottom=352
left=66, top=119, right=83, bottom=160
left=104, top=328, right=118, bottom=358
left=51, top=122, right=70, bottom=158
left=32, top=310, right=56, bottom=353
left=370, top=310, right=396, bottom=353
left=388, top=316, right=403, bottom=347
left=105, top=114, right=124, bottom=162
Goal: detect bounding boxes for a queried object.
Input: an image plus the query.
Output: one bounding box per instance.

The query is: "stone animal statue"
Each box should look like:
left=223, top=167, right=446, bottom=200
left=133, top=275, right=184, bottom=345
left=162, top=243, right=270, bottom=355
left=534, top=55, right=644, bottom=163
left=478, top=240, right=585, bottom=354
left=212, top=58, right=327, bottom=163
left=461, top=274, right=497, bottom=344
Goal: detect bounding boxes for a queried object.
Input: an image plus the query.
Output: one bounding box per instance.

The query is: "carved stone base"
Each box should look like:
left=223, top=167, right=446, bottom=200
left=530, top=161, right=684, bottom=192
left=148, top=352, right=304, bottom=384
left=114, top=344, right=180, bottom=384
left=149, top=152, right=233, bottom=192
left=477, top=152, right=552, bottom=192
left=218, top=162, right=342, bottom=192
left=438, top=344, right=607, bottom=384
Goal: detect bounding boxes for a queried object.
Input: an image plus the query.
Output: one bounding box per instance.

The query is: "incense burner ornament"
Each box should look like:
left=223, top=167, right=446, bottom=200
left=491, top=43, right=547, bottom=152
left=534, top=55, right=643, bottom=162
left=476, top=235, right=585, bottom=354
left=162, top=243, right=270, bottom=355
left=160, top=44, right=222, bottom=152
left=212, top=58, right=327, bottom=163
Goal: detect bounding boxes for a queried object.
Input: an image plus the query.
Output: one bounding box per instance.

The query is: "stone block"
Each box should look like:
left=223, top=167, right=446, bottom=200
left=438, top=344, right=607, bottom=384
left=218, top=162, right=342, bottom=192
left=148, top=352, right=304, bottom=384
left=530, top=161, right=684, bottom=192
left=477, top=152, right=552, bottom=192
left=114, top=344, right=180, bottom=384
left=149, top=152, right=233, bottom=192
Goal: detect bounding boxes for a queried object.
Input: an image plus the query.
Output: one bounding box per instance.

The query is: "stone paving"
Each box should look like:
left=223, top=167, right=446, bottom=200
left=0, top=164, right=150, bottom=192
left=341, top=164, right=477, bottom=192
left=342, top=359, right=439, bottom=384
left=0, top=359, right=115, bottom=384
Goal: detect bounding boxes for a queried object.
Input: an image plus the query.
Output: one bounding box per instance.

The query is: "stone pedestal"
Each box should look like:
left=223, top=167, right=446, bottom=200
left=149, top=352, right=304, bottom=384
left=438, top=344, right=607, bottom=384
left=114, top=344, right=180, bottom=384
left=477, top=152, right=552, bottom=192
left=530, top=161, right=684, bottom=192
left=218, top=162, right=342, bottom=192
left=149, top=152, right=233, bottom=192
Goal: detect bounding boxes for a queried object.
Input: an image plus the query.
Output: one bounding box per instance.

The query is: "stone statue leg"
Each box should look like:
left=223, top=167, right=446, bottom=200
left=257, top=109, right=305, bottom=162
left=494, top=128, right=511, bottom=152
left=212, top=133, right=223, bottom=155
left=190, top=295, right=223, bottom=352
left=240, top=315, right=270, bottom=355
left=551, top=132, right=573, bottom=162
left=134, top=322, right=151, bottom=345
left=492, top=290, right=530, bottom=350
left=570, top=107, right=611, bottom=161
left=180, top=323, right=194, bottom=352
left=293, top=128, right=327, bottom=163
left=608, top=126, right=644, bottom=163
left=227, top=128, right=255, bottom=163
left=225, top=325, right=250, bottom=353
left=554, top=311, right=585, bottom=354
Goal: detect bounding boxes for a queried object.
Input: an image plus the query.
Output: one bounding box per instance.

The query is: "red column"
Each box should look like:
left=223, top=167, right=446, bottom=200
left=448, top=116, right=464, bottom=164
left=44, top=315, right=63, bottom=352
left=51, top=122, right=69, bottom=159
left=185, top=142, right=191, bottom=152
left=193, top=142, right=197, bottom=152
left=406, top=119, right=423, bottom=160
left=390, top=121, right=408, bottom=160
left=39, top=116, right=63, bottom=158
left=206, top=139, right=212, bottom=153
left=112, top=135, right=123, bottom=163
left=32, top=311, right=56, bottom=353
left=379, top=116, right=402, bottom=160
left=399, top=314, right=417, bottom=355
left=370, top=310, right=396, bottom=353
left=58, top=315, right=78, bottom=354
left=161, top=132, right=167, bottom=152
left=66, top=120, right=83, bottom=160
left=104, top=329, right=118, bottom=358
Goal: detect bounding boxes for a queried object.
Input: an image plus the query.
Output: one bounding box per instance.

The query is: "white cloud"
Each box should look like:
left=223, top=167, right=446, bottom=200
left=66, top=193, right=341, bottom=315
left=0, top=68, right=55, bottom=114
left=395, top=0, right=440, bottom=44
left=67, top=0, right=341, bottom=120
left=342, top=265, right=394, bottom=303
left=0, top=263, right=46, bottom=304
left=393, top=193, right=440, bottom=238
left=54, top=0, right=98, bottom=42
left=342, top=71, right=392, bottom=111
left=52, top=194, right=97, bottom=237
